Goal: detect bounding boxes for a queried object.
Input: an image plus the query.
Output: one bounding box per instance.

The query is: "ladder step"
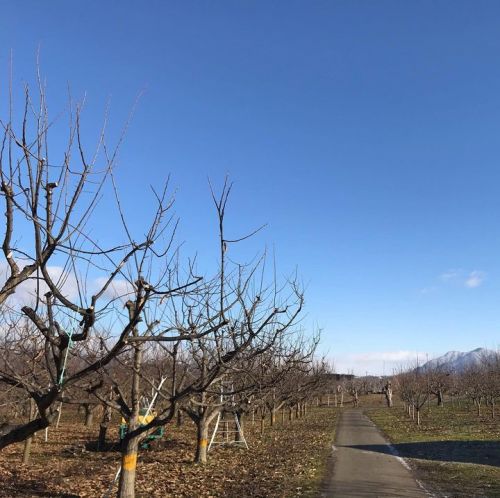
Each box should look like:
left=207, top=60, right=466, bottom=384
left=210, top=441, right=248, bottom=445
left=208, top=410, right=249, bottom=451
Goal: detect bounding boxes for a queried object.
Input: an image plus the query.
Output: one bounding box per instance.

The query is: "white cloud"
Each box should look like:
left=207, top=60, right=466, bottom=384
left=465, top=271, right=485, bottom=289
left=0, top=263, right=81, bottom=306
left=351, top=351, right=426, bottom=362
left=440, top=269, right=461, bottom=282
left=436, top=269, right=486, bottom=289
left=0, top=262, right=134, bottom=309
left=93, top=277, right=134, bottom=301
left=333, top=350, right=429, bottom=376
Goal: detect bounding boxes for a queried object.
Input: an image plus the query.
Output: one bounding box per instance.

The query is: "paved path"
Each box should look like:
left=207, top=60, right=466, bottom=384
left=320, top=409, right=431, bottom=497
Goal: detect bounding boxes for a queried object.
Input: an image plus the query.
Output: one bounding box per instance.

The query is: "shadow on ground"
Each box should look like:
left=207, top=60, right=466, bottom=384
left=1, top=481, right=79, bottom=498
left=346, top=440, right=500, bottom=467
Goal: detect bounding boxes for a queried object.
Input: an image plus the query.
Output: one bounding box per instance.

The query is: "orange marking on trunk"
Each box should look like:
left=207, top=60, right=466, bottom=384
left=123, top=453, right=137, bottom=470
left=199, top=438, right=208, bottom=448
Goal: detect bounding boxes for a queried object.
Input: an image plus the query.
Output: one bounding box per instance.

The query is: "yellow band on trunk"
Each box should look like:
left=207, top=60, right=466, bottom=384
left=123, top=453, right=137, bottom=470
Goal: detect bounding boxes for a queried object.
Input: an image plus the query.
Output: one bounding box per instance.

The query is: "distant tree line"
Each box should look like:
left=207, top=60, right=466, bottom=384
left=391, top=353, right=500, bottom=425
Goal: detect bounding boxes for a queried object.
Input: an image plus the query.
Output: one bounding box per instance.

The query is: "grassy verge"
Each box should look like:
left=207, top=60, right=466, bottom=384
left=365, top=402, right=500, bottom=497
left=0, top=406, right=338, bottom=497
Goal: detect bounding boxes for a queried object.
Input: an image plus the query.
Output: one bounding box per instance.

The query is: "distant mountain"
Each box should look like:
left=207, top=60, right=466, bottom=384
left=420, top=348, right=497, bottom=373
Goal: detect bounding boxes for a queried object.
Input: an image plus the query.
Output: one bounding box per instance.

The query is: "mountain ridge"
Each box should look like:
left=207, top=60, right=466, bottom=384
left=421, top=347, right=497, bottom=373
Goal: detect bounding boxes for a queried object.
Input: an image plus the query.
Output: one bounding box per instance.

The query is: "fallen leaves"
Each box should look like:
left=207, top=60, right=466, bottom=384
left=0, top=407, right=338, bottom=497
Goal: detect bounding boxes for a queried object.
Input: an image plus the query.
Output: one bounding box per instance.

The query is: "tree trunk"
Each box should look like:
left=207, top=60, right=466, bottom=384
left=176, top=408, right=183, bottom=427
left=385, top=389, right=393, bottom=408
left=98, top=404, right=112, bottom=451
left=288, top=407, right=293, bottom=421
left=416, top=408, right=420, bottom=426
left=117, top=434, right=140, bottom=498
left=260, top=415, right=265, bottom=436
left=83, top=404, right=95, bottom=427
left=195, top=420, right=209, bottom=464
left=235, top=412, right=244, bottom=442
left=98, top=425, right=108, bottom=451
left=437, top=390, right=443, bottom=406
left=270, top=409, right=276, bottom=426
left=22, top=399, right=37, bottom=465
left=22, top=436, right=33, bottom=465
left=55, top=402, right=63, bottom=428
left=117, top=327, right=143, bottom=498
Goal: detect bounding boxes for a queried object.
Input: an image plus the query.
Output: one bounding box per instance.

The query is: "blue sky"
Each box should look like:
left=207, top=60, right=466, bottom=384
left=2, top=1, right=500, bottom=374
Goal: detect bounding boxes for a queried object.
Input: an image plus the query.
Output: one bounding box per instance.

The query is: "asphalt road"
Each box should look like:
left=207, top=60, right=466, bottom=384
left=320, top=409, right=431, bottom=497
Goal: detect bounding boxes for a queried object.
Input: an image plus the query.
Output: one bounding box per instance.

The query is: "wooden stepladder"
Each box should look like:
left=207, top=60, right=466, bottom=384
left=208, top=381, right=248, bottom=451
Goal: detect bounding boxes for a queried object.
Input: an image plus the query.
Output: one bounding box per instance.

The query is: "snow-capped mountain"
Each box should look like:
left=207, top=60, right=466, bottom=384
left=420, top=348, right=497, bottom=373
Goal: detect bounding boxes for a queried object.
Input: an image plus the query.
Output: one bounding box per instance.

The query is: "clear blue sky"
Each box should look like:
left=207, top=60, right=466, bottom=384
left=2, top=1, right=500, bottom=374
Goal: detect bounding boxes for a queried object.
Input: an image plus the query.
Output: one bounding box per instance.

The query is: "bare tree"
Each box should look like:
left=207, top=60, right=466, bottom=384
left=236, top=333, right=319, bottom=435
left=0, top=70, right=204, bottom=498
left=79, top=181, right=305, bottom=496
left=0, top=71, right=310, bottom=498
left=344, top=378, right=362, bottom=407
left=427, top=363, right=451, bottom=406
left=462, top=364, right=487, bottom=417
left=396, top=366, right=429, bottom=425
left=382, top=380, right=393, bottom=407
left=482, top=352, right=500, bottom=419
left=0, top=71, right=169, bottom=448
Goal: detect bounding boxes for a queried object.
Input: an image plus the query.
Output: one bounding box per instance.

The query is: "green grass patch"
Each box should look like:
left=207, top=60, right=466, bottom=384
left=365, top=402, right=500, bottom=497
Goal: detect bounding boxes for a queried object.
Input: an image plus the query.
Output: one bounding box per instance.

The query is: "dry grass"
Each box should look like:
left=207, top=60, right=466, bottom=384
left=365, top=400, right=500, bottom=497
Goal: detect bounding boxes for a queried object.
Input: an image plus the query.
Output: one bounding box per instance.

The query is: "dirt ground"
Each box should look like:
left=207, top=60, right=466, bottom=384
left=0, top=407, right=338, bottom=497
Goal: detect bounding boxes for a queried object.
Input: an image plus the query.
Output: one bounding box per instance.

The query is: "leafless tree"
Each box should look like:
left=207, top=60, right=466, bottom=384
left=427, top=363, right=451, bottom=406
left=236, top=333, right=320, bottom=434
left=0, top=70, right=205, bottom=498
left=0, top=70, right=312, bottom=498
left=382, top=380, right=393, bottom=407
left=482, top=352, right=500, bottom=419
left=344, top=378, right=362, bottom=407
left=396, top=365, right=429, bottom=425
left=168, top=183, right=305, bottom=464
left=80, top=181, right=305, bottom=497
left=462, top=364, right=487, bottom=417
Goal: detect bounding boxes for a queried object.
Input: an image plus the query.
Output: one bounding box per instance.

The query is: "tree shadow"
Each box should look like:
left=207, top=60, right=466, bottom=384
left=346, top=440, right=500, bottom=467
left=320, top=479, right=426, bottom=497
left=84, top=440, right=120, bottom=452
left=2, top=481, right=79, bottom=498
